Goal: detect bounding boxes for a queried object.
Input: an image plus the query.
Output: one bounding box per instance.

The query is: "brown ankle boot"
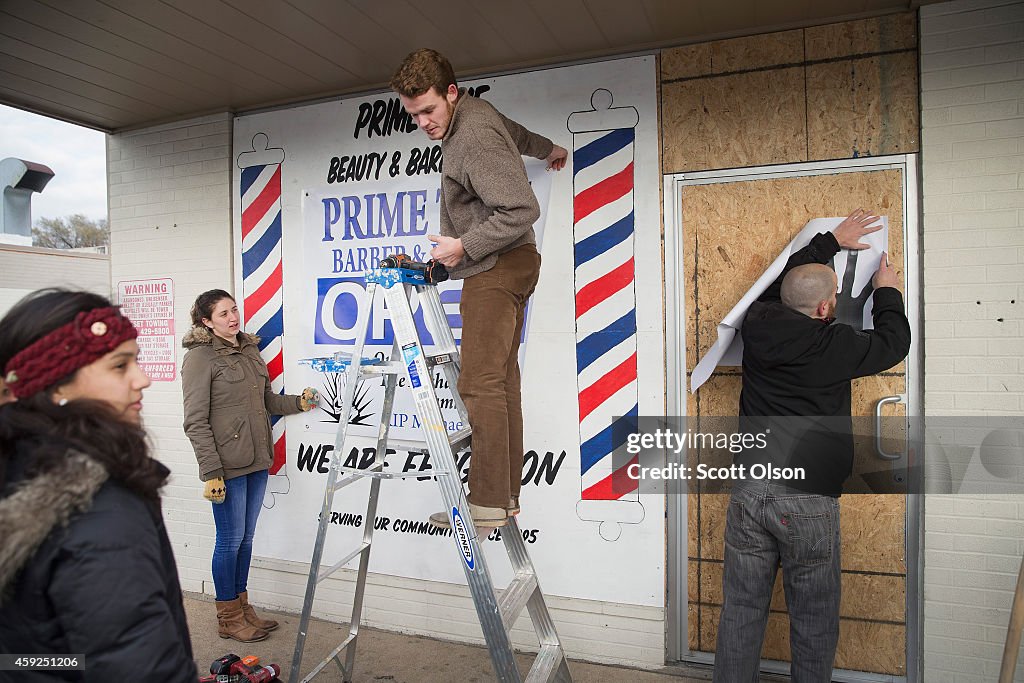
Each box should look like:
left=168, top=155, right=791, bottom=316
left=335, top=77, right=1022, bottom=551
left=216, top=598, right=268, bottom=642
left=238, top=590, right=278, bottom=632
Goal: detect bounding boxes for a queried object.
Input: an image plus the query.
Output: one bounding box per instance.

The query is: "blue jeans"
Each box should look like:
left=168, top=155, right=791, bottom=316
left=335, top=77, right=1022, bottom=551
left=211, top=470, right=268, bottom=601
left=713, top=481, right=841, bottom=683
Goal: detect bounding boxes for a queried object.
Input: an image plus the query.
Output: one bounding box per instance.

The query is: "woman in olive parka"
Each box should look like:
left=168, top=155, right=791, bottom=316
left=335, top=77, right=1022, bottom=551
left=181, top=289, right=318, bottom=643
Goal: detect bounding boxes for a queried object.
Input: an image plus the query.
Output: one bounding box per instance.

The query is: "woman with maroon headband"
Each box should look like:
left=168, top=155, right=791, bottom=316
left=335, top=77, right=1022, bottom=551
left=0, top=288, right=196, bottom=681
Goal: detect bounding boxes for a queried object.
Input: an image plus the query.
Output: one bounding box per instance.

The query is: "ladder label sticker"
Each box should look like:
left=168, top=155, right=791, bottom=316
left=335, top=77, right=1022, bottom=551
left=401, top=343, right=423, bottom=388
left=451, top=506, right=476, bottom=571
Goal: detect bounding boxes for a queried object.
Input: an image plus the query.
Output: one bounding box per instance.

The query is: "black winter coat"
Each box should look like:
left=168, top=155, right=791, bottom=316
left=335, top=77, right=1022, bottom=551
left=0, top=446, right=196, bottom=682
left=737, top=231, right=912, bottom=495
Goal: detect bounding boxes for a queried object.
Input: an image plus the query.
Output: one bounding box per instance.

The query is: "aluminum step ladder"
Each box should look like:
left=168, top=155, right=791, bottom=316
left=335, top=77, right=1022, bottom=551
left=289, top=264, right=573, bottom=683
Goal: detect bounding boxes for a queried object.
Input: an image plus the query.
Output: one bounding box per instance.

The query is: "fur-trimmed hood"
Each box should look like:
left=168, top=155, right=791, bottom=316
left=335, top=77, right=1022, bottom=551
left=181, top=326, right=260, bottom=349
left=0, top=452, right=108, bottom=602
left=0, top=450, right=196, bottom=679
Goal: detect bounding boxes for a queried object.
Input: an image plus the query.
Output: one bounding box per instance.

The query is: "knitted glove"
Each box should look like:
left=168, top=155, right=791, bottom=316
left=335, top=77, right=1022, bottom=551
left=203, top=477, right=226, bottom=504
left=300, top=387, right=320, bottom=412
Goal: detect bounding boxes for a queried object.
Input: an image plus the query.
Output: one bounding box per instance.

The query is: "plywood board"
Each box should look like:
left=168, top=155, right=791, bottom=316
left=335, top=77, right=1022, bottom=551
left=661, top=42, right=712, bottom=80
left=699, top=607, right=798, bottom=660
left=660, top=14, right=919, bottom=173
left=841, top=495, right=908, bottom=574
left=699, top=606, right=906, bottom=674
left=698, top=561, right=906, bottom=621
left=688, top=490, right=700, bottom=557
left=681, top=192, right=699, bottom=380
left=688, top=602, right=700, bottom=651
left=683, top=169, right=906, bottom=374
left=805, top=13, right=917, bottom=61
left=662, top=67, right=807, bottom=173
left=807, top=52, right=920, bottom=160
left=688, top=557, right=701, bottom=603
left=709, top=29, right=804, bottom=73
left=688, top=374, right=742, bottom=418
left=836, top=620, right=906, bottom=675
left=847, top=374, right=911, bottom=495
left=696, top=560, right=785, bottom=610
left=682, top=167, right=909, bottom=674
left=697, top=492, right=730, bottom=561
left=698, top=605, right=718, bottom=654
left=853, top=374, right=907, bottom=416
left=760, top=611, right=790, bottom=661
left=842, top=572, right=907, bottom=623
left=688, top=487, right=908, bottom=579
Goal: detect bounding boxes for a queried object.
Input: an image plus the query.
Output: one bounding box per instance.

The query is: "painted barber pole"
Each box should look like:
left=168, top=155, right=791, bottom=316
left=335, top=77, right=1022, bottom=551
left=568, top=90, right=645, bottom=541
left=237, top=134, right=289, bottom=506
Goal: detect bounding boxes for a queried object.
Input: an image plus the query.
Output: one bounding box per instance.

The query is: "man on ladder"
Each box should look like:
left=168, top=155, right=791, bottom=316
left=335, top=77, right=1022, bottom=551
left=390, top=48, right=568, bottom=531
left=288, top=50, right=574, bottom=683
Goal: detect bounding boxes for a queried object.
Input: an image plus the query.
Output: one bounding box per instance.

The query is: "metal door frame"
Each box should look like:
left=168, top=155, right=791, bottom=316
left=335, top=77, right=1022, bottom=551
left=663, top=154, right=922, bottom=683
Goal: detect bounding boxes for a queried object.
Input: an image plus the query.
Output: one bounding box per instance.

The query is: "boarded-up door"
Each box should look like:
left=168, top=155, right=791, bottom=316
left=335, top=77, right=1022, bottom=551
left=678, top=163, right=913, bottom=678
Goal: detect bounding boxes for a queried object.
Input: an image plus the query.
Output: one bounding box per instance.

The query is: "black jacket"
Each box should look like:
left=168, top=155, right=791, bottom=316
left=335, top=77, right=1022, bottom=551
left=0, top=446, right=196, bottom=682
left=737, top=231, right=911, bottom=495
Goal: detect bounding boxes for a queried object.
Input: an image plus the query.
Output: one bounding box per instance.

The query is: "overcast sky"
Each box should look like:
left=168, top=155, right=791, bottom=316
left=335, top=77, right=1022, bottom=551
left=0, top=104, right=107, bottom=224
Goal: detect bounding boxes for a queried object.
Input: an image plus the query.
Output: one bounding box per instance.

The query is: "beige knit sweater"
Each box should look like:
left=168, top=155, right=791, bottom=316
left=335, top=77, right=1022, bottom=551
left=439, top=90, right=554, bottom=279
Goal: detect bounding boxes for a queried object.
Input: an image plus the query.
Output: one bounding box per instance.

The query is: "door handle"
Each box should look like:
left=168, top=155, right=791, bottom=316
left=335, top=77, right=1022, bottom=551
left=875, top=394, right=906, bottom=461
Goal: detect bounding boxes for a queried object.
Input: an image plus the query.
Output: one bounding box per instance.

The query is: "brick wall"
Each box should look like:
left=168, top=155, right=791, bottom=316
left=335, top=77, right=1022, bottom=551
left=921, top=0, right=1024, bottom=680
left=107, top=113, right=235, bottom=593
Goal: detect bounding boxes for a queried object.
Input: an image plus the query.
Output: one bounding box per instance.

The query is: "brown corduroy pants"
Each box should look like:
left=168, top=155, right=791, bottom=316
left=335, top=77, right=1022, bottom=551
left=458, top=244, right=541, bottom=509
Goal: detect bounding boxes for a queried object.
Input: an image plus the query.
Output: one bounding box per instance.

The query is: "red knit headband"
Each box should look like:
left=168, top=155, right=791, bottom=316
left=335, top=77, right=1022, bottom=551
left=3, top=307, right=139, bottom=398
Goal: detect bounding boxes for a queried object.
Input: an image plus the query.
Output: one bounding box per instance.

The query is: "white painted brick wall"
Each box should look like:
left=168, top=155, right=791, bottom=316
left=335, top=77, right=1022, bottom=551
left=921, top=0, right=1024, bottom=680
left=107, top=114, right=663, bottom=669
left=107, top=113, right=236, bottom=594
left=0, top=244, right=110, bottom=316
left=921, top=0, right=1023, bottom=419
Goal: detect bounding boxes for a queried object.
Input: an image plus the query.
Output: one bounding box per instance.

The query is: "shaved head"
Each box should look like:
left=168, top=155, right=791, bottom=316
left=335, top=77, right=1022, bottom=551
left=781, top=264, right=838, bottom=317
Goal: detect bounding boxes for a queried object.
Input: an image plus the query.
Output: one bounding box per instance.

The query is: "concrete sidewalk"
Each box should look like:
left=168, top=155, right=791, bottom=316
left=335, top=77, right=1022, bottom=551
left=184, top=593, right=710, bottom=683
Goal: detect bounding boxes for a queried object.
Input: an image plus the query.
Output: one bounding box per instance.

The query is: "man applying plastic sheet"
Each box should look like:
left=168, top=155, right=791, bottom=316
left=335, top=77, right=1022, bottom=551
left=713, top=209, right=912, bottom=682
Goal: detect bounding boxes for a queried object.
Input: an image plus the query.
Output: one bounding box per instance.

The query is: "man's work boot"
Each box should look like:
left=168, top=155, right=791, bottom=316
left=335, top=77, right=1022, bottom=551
left=427, top=503, right=508, bottom=530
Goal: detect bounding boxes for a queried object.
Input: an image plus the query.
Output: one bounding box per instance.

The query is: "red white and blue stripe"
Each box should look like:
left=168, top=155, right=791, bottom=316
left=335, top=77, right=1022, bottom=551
left=573, top=127, right=639, bottom=501
left=240, top=162, right=287, bottom=475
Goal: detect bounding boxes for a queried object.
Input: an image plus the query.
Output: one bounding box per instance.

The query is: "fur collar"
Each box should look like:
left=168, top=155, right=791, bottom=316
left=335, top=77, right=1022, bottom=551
left=182, top=326, right=260, bottom=349
left=0, top=452, right=108, bottom=603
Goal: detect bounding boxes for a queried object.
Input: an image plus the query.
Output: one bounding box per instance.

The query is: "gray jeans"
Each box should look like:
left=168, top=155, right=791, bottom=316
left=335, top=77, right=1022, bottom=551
left=712, top=481, right=841, bottom=683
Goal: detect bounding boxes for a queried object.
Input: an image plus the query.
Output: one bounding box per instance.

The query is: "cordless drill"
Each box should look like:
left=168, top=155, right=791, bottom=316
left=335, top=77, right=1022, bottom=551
left=198, top=653, right=241, bottom=682
left=378, top=253, right=449, bottom=283
left=229, top=660, right=280, bottom=682
left=200, top=654, right=281, bottom=683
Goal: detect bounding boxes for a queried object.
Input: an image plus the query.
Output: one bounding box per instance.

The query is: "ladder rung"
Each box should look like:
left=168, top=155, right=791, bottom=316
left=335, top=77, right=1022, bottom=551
left=525, top=644, right=565, bottom=683
left=337, top=465, right=450, bottom=480
left=317, top=542, right=369, bottom=583
left=300, top=632, right=356, bottom=683
left=428, top=351, right=459, bottom=366
left=448, top=426, right=472, bottom=450
left=359, top=361, right=406, bottom=376
left=498, top=571, right=538, bottom=633
left=361, top=430, right=470, bottom=457
left=380, top=437, right=428, bottom=453
left=387, top=429, right=471, bottom=451
left=332, top=462, right=384, bottom=491
left=357, top=353, right=460, bottom=376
